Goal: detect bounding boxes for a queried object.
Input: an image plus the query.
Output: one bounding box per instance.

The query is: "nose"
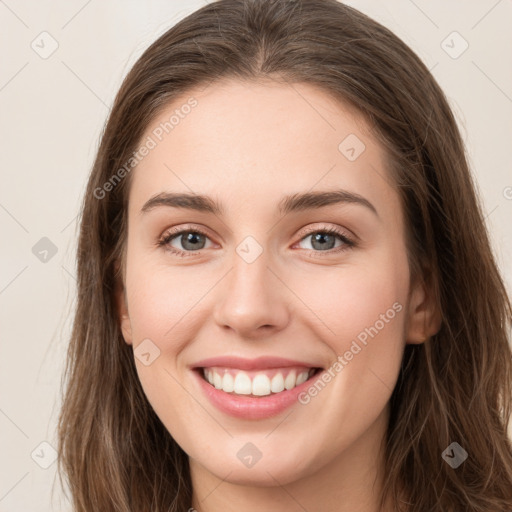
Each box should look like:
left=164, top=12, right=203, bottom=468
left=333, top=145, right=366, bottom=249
left=212, top=248, right=290, bottom=339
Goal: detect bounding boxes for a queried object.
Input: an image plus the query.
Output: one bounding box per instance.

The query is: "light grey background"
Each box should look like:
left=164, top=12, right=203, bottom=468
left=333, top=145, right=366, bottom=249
left=1, top=1, right=511, bottom=510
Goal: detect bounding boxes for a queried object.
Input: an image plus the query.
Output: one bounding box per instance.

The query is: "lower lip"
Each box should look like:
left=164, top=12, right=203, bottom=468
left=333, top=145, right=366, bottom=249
left=192, top=369, right=321, bottom=420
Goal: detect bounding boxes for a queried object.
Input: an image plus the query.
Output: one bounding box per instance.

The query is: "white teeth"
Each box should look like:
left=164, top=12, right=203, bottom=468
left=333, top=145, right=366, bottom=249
left=233, top=372, right=252, bottom=395
left=296, top=371, right=309, bottom=386
left=222, top=372, right=234, bottom=392
left=202, top=367, right=315, bottom=396
left=213, top=372, right=223, bottom=389
left=284, top=370, right=296, bottom=390
left=270, top=373, right=285, bottom=393
left=252, top=374, right=271, bottom=396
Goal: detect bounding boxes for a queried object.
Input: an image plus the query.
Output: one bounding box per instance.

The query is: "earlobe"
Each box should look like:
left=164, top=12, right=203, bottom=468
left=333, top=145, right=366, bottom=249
left=114, top=261, right=133, bottom=346
left=405, top=276, right=442, bottom=344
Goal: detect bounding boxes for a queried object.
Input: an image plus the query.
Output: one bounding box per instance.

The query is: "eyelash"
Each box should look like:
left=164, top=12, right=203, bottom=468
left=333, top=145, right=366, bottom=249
left=157, top=225, right=356, bottom=258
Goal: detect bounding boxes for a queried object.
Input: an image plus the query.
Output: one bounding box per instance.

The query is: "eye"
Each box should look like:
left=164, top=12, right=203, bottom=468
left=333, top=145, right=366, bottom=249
left=157, top=226, right=214, bottom=257
left=157, top=224, right=356, bottom=258
left=295, top=226, right=355, bottom=254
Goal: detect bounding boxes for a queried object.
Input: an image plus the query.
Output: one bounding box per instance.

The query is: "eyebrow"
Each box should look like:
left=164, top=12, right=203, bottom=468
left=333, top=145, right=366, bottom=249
left=140, top=189, right=378, bottom=218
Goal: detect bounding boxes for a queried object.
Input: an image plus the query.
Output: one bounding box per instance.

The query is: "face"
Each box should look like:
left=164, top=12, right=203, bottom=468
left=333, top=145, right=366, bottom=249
left=116, top=79, right=438, bottom=488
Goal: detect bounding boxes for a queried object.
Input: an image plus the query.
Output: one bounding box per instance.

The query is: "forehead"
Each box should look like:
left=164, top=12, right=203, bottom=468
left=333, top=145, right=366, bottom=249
left=128, top=79, right=397, bottom=218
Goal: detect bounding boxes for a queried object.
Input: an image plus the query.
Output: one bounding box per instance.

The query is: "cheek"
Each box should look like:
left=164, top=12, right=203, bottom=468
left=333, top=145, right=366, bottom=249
left=124, top=260, right=203, bottom=426
left=125, top=257, right=206, bottom=343
left=282, top=250, right=409, bottom=461
left=287, top=246, right=410, bottom=416
left=291, top=248, right=410, bottom=348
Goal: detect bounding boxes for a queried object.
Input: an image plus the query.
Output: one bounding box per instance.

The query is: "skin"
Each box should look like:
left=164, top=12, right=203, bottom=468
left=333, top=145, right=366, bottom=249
left=116, top=79, right=440, bottom=512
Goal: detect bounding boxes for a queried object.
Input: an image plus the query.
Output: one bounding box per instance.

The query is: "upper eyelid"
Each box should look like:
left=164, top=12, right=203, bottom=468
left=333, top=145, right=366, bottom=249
left=162, top=223, right=351, bottom=236
left=162, top=224, right=213, bottom=241
left=295, top=223, right=353, bottom=239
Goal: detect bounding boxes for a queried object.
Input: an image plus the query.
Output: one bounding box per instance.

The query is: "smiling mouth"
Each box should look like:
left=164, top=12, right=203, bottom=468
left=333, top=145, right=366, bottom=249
left=197, top=366, right=323, bottom=397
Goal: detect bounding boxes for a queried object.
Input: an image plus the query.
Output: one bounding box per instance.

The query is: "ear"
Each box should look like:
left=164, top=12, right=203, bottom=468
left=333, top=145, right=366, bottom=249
left=114, top=260, right=133, bottom=346
left=405, top=274, right=442, bottom=344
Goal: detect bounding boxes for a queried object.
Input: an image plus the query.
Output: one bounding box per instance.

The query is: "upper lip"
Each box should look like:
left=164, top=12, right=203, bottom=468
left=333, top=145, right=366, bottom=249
left=192, top=356, right=322, bottom=371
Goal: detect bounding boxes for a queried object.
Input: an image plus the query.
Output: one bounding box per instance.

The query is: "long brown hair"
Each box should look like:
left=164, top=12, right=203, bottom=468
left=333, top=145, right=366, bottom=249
left=57, top=0, right=512, bottom=510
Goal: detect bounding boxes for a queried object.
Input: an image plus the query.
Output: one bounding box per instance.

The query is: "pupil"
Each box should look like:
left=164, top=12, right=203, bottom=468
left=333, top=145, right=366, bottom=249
left=312, top=233, right=334, bottom=251
left=182, top=232, right=204, bottom=250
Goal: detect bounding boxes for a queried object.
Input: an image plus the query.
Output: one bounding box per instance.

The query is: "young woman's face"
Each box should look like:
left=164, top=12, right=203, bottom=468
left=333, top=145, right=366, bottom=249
left=117, top=79, right=434, bottom=488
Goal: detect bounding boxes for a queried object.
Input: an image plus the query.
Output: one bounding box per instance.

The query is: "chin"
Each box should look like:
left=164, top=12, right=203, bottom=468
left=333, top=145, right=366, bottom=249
left=197, top=448, right=318, bottom=487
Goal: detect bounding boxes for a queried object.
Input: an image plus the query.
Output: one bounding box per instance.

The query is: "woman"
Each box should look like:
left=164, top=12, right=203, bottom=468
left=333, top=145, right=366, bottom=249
left=57, top=0, right=512, bottom=510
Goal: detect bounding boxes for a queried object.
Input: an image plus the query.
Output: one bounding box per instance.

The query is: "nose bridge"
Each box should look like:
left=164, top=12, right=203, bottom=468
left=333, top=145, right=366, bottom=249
left=232, top=237, right=269, bottom=294
left=212, top=235, right=289, bottom=335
